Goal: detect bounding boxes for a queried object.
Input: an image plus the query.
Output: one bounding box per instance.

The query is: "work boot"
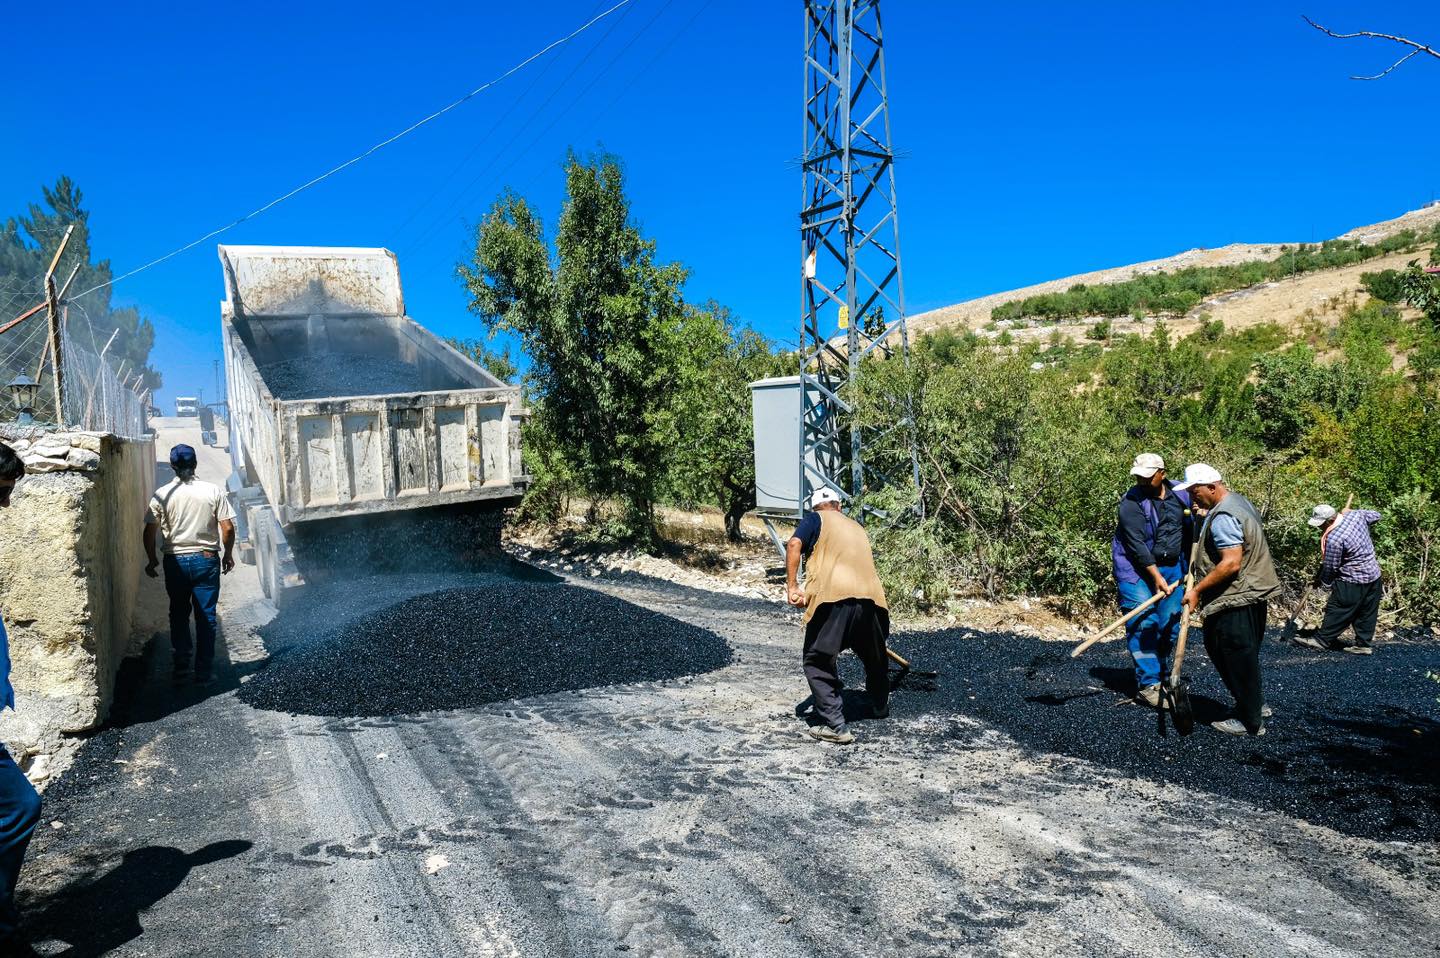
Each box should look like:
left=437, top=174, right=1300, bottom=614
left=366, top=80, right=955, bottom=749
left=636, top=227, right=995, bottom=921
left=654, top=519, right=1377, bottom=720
left=1136, top=684, right=1164, bottom=709
left=172, top=656, right=191, bottom=683
left=1292, top=635, right=1341, bottom=652
left=1343, top=644, right=1373, bottom=655
left=193, top=665, right=214, bottom=686
left=1211, top=718, right=1265, bottom=737
left=807, top=725, right=855, bottom=745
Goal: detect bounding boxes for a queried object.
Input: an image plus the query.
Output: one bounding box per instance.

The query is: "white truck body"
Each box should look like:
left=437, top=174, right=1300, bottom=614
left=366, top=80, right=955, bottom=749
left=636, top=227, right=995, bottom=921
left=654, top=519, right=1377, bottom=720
left=218, top=245, right=527, bottom=597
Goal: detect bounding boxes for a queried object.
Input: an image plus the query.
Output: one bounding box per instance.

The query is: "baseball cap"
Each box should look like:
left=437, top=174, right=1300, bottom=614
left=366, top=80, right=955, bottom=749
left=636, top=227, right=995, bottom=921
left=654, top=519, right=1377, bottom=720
left=1307, top=504, right=1337, bottom=528
left=169, top=444, right=198, bottom=470
left=1171, top=462, right=1223, bottom=490
left=1129, top=452, right=1165, bottom=478
left=808, top=487, right=841, bottom=509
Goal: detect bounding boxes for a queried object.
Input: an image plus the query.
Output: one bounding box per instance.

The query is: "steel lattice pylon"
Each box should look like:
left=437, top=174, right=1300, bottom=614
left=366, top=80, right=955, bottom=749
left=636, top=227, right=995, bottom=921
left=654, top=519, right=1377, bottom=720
left=799, top=0, right=920, bottom=520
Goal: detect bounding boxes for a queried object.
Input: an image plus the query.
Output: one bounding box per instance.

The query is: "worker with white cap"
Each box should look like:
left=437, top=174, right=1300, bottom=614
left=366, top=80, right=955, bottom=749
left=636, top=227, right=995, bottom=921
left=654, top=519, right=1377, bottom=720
left=1293, top=502, right=1383, bottom=655
left=785, top=486, right=890, bottom=744
left=1110, top=453, right=1192, bottom=709
left=1174, top=463, right=1281, bottom=736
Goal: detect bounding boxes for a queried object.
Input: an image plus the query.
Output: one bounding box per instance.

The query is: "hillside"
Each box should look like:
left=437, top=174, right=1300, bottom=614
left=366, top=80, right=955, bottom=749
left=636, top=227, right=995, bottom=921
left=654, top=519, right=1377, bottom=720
left=910, top=202, right=1440, bottom=345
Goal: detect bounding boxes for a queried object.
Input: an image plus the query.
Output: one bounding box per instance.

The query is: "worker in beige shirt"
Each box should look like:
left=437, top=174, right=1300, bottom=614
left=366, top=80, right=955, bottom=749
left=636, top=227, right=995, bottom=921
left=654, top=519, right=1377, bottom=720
left=785, top=487, right=890, bottom=744
left=143, top=444, right=236, bottom=684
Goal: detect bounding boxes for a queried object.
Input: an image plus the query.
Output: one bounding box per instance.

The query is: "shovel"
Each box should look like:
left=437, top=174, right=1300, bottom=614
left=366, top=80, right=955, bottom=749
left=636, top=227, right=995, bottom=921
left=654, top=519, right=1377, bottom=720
left=886, top=646, right=938, bottom=679
left=1070, top=588, right=1168, bottom=658
left=1160, top=542, right=1202, bottom=736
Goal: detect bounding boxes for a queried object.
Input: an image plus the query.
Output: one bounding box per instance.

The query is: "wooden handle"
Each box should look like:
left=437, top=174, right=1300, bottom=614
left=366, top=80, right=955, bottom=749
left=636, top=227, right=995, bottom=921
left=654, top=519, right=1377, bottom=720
left=885, top=647, right=910, bottom=668
left=1169, top=540, right=1203, bottom=684
left=1071, top=588, right=1166, bottom=658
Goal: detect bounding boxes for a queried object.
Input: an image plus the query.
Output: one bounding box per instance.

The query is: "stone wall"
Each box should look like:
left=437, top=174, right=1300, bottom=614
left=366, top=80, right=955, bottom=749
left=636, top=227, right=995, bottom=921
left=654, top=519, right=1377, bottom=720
left=0, top=427, right=156, bottom=784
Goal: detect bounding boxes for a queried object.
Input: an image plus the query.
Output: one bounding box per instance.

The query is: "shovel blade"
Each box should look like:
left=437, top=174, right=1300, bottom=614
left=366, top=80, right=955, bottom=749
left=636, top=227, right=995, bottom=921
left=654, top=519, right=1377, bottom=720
left=1170, top=679, right=1196, bottom=736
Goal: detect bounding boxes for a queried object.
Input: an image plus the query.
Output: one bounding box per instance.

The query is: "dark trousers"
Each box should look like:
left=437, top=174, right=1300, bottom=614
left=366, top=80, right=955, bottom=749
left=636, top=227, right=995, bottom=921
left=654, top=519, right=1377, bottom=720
left=1203, top=601, right=1268, bottom=733
left=802, top=599, right=890, bottom=730
left=1316, top=578, right=1382, bottom=648
left=0, top=745, right=40, bottom=942
left=163, top=552, right=222, bottom=670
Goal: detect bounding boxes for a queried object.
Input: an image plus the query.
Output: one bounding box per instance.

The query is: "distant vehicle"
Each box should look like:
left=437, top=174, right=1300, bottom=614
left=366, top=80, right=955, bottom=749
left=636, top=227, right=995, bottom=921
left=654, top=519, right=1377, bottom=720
left=175, top=396, right=199, bottom=417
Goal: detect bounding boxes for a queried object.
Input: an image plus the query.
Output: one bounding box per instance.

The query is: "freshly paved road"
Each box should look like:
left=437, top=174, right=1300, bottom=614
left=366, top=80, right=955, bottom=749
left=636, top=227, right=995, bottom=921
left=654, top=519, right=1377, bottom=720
left=15, top=423, right=1438, bottom=957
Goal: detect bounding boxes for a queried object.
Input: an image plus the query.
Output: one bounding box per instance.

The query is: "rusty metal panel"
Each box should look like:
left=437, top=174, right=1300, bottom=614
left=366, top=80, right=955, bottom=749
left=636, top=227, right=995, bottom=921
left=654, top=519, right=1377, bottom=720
left=342, top=413, right=384, bottom=501
left=391, top=407, right=429, bottom=493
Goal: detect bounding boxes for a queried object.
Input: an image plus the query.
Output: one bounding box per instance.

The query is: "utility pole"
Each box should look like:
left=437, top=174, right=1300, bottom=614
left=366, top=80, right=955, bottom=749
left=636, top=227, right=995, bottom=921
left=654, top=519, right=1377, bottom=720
left=799, top=0, right=920, bottom=520
left=42, top=226, right=74, bottom=425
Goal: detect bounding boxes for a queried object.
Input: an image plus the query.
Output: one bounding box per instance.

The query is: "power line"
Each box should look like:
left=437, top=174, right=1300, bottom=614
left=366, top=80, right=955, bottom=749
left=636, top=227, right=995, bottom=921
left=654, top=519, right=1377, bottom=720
left=69, top=0, right=636, bottom=302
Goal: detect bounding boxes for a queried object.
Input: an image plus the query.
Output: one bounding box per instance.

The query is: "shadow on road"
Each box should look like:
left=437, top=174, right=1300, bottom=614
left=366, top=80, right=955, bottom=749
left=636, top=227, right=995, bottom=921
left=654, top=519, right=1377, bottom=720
left=23, top=840, right=251, bottom=957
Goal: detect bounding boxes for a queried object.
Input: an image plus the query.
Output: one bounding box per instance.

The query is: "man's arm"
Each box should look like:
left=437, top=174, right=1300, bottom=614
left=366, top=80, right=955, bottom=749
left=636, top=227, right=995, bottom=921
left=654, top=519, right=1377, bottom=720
left=143, top=523, right=160, bottom=578
left=220, top=518, right=236, bottom=574
left=785, top=537, right=806, bottom=607
left=1184, top=545, right=1242, bottom=613
left=1118, top=500, right=1173, bottom=595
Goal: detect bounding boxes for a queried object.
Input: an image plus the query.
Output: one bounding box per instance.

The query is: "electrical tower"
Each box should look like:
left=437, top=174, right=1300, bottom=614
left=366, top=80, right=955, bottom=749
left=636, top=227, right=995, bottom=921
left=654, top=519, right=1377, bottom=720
left=799, top=0, right=920, bottom=520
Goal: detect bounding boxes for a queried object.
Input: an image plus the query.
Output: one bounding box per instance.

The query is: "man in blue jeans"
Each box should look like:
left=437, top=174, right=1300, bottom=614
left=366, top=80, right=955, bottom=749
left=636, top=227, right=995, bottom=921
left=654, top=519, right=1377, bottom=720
left=143, top=445, right=236, bottom=685
left=1111, top=453, right=1192, bottom=709
left=0, top=441, right=43, bottom=952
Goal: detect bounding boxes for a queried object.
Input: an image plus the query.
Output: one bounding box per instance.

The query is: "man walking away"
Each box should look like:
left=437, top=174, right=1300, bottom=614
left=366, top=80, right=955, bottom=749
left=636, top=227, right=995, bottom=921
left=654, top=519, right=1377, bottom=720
left=0, top=442, right=43, bottom=953
left=1175, top=464, right=1281, bottom=737
left=144, top=444, right=236, bottom=685
left=786, top=488, right=890, bottom=745
left=1112, top=453, right=1192, bottom=708
left=1294, top=504, right=1383, bottom=655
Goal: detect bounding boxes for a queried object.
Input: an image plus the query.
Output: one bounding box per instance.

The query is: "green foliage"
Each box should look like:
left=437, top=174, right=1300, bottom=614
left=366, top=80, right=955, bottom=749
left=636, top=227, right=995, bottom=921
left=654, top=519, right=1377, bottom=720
left=1401, top=261, right=1440, bottom=325
left=991, top=232, right=1428, bottom=324
left=458, top=153, right=689, bottom=538
left=1361, top=268, right=1407, bottom=303
left=1086, top=319, right=1112, bottom=342
left=447, top=337, right=519, bottom=383
left=0, top=177, right=160, bottom=399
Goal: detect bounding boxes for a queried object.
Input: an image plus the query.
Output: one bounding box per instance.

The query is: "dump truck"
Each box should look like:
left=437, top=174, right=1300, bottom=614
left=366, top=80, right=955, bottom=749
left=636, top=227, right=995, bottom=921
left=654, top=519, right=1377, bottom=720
left=218, top=245, right=527, bottom=599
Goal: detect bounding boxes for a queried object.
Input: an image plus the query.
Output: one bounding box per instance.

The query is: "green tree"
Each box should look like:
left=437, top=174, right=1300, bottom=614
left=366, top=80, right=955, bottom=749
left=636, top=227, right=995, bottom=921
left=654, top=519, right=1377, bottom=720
left=457, top=153, right=689, bottom=538
left=447, top=337, right=518, bottom=383
left=0, top=177, right=160, bottom=396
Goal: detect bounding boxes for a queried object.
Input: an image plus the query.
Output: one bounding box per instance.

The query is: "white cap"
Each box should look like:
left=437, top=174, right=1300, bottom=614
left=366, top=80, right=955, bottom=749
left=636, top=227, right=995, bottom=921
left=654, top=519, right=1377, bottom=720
left=1130, top=452, right=1165, bottom=478
left=1308, top=504, right=1337, bottom=528
left=808, top=487, right=841, bottom=509
left=1172, top=462, right=1223, bottom=490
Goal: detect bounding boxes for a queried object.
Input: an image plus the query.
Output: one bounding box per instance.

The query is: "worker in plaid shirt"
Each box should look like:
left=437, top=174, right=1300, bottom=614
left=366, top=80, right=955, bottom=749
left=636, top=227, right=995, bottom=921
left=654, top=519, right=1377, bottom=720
left=1294, top=503, right=1383, bottom=655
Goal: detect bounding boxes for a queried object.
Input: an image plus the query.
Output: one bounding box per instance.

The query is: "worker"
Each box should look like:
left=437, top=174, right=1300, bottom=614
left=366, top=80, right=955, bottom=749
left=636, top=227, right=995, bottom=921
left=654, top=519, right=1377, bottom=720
left=1175, top=464, right=1280, bottom=737
left=1111, top=453, right=1192, bottom=708
left=0, top=442, right=42, bottom=954
left=785, top=487, right=890, bottom=745
left=143, top=444, right=236, bottom=685
left=1293, top=503, right=1383, bottom=655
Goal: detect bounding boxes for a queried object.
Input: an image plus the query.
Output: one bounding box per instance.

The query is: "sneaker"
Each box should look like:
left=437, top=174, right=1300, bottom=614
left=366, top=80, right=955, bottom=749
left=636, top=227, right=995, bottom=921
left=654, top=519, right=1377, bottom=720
left=1292, top=635, right=1340, bottom=652
left=1212, top=718, right=1265, bottom=737
left=872, top=705, right=890, bottom=720
left=1136, top=684, right=1164, bottom=709
left=1343, top=644, right=1373, bottom=655
left=807, top=725, right=855, bottom=745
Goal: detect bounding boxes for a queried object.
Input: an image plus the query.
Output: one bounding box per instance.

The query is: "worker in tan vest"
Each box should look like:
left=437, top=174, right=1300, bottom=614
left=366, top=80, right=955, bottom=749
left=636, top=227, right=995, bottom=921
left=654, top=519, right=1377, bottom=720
left=785, top=487, right=890, bottom=744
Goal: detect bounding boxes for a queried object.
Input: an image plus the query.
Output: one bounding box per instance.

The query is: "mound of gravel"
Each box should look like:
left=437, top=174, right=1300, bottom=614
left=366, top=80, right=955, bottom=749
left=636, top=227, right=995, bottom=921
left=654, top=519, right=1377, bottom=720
left=240, top=583, right=733, bottom=717
left=865, top=629, right=1440, bottom=843
left=260, top=355, right=425, bottom=400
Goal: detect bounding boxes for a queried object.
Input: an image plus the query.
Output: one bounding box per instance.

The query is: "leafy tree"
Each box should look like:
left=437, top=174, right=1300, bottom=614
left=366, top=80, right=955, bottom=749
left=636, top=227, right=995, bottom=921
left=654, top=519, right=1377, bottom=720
left=447, top=337, right=518, bottom=384
left=0, top=177, right=160, bottom=399
left=457, top=153, right=689, bottom=538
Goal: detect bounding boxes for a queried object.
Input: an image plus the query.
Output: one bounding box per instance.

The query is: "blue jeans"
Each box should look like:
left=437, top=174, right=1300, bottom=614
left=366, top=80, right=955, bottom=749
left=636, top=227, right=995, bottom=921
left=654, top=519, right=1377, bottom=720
left=163, top=552, right=221, bottom=670
left=0, top=744, right=40, bottom=942
left=1117, top=562, right=1184, bottom=689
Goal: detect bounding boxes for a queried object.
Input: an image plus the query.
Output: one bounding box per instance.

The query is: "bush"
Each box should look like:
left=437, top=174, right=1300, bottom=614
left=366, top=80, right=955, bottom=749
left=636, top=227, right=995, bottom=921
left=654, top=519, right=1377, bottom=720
left=1087, top=319, right=1112, bottom=341
left=1361, top=269, right=1407, bottom=304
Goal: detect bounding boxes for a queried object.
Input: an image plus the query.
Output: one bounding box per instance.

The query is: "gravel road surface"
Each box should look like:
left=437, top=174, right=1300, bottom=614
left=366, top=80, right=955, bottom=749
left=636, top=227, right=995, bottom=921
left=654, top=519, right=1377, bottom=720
left=15, top=425, right=1438, bottom=957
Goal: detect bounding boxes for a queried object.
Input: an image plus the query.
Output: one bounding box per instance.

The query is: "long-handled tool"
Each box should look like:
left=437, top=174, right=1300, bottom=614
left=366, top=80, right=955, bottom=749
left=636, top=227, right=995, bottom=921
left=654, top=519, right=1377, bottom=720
left=886, top=645, right=938, bottom=679
left=1070, top=587, right=1169, bottom=658
left=1280, top=493, right=1351, bottom=643
left=1160, top=542, right=1202, bottom=736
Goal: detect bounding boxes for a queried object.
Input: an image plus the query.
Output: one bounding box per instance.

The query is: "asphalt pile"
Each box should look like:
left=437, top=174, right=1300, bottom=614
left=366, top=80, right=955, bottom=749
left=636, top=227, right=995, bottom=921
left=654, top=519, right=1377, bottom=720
left=240, top=582, right=733, bottom=717
left=863, top=629, right=1439, bottom=843
left=260, top=355, right=424, bottom=400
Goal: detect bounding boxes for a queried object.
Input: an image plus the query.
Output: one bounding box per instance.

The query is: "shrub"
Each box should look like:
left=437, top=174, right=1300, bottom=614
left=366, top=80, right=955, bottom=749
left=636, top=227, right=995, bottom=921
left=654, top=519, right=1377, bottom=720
left=1361, top=269, right=1407, bottom=303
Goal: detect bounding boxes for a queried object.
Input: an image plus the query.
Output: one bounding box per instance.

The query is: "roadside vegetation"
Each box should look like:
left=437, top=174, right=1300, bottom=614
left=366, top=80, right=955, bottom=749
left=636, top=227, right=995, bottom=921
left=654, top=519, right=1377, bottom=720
left=461, top=153, right=1440, bottom=625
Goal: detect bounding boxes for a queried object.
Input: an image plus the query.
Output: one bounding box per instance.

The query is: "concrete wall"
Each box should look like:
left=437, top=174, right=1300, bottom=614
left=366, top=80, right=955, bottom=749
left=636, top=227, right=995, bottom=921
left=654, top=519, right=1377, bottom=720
left=0, top=428, right=156, bottom=782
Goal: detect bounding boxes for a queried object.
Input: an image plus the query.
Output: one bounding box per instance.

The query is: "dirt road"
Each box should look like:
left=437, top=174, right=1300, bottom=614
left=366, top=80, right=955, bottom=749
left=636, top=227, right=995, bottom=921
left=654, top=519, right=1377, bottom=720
left=16, top=423, right=1438, bottom=957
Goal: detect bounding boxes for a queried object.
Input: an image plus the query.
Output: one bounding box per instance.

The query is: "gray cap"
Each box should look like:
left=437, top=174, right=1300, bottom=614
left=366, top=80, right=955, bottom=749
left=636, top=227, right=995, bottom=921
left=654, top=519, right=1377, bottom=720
left=1308, top=504, right=1337, bottom=528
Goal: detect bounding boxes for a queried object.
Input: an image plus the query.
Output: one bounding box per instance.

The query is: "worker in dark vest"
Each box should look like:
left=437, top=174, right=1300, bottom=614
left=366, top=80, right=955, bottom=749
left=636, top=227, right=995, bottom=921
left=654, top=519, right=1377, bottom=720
left=1293, top=503, right=1383, bottom=655
left=1111, top=453, right=1192, bottom=708
left=785, top=487, right=890, bottom=745
left=1175, top=463, right=1281, bottom=736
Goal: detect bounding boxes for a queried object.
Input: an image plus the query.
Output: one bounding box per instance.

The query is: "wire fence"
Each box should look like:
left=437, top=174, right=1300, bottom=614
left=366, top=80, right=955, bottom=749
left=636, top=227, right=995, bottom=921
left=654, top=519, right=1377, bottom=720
left=0, top=304, right=148, bottom=439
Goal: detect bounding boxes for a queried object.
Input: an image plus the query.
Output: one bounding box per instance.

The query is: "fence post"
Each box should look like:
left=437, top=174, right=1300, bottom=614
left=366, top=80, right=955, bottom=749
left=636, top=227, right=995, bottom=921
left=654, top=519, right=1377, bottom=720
left=42, top=226, right=74, bottom=425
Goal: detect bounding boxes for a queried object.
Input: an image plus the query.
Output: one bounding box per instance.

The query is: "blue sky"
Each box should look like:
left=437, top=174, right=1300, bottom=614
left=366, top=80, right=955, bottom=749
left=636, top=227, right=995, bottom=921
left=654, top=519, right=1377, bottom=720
left=3, top=1, right=1437, bottom=408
